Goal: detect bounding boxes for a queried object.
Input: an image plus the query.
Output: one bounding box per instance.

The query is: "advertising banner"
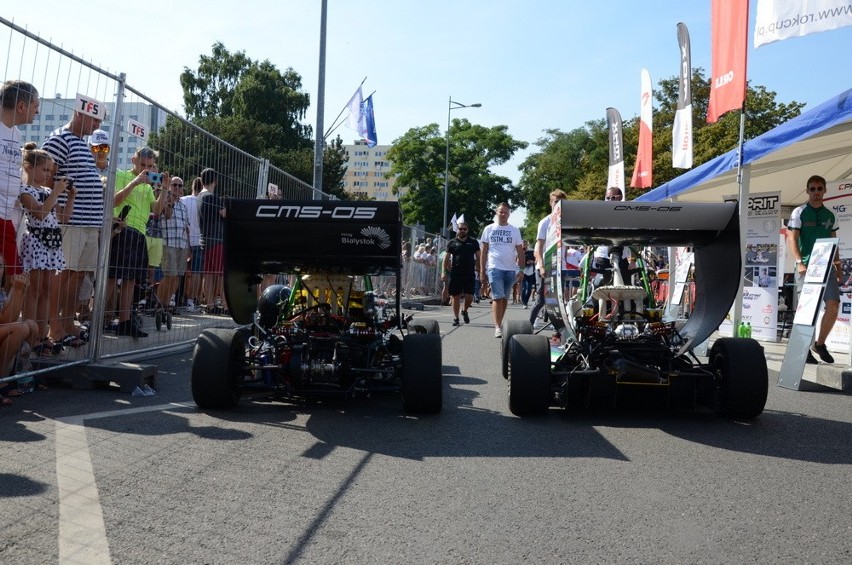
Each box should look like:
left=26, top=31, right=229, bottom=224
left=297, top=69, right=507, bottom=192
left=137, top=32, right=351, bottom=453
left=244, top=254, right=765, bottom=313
left=819, top=180, right=852, bottom=350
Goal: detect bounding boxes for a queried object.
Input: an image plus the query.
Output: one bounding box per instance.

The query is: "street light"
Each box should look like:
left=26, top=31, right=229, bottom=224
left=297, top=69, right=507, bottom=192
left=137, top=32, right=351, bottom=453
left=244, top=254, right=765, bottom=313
left=443, top=96, right=482, bottom=238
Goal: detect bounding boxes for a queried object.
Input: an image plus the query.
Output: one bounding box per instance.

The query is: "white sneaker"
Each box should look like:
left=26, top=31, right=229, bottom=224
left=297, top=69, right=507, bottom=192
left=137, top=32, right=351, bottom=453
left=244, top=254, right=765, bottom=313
left=142, top=384, right=157, bottom=396
left=494, top=327, right=503, bottom=338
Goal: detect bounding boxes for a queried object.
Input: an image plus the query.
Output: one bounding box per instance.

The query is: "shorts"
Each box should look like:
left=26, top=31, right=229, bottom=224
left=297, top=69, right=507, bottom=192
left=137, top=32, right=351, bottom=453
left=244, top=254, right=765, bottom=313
left=147, top=236, right=163, bottom=267
left=188, top=245, right=203, bottom=272
left=61, top=225, right=100, bottom=271
left=448, top=274, right=475, bottom=296
left=203, top=243, right=224, bottom=274
left=161, top=246, right=188, bottom=276
left=797, top=266, right=840, bottom=302
left=487, top=268, right=517, bottom=300
left=0, top=218, right=21, bottom=276
left=109, top=227, right=148, bottom=283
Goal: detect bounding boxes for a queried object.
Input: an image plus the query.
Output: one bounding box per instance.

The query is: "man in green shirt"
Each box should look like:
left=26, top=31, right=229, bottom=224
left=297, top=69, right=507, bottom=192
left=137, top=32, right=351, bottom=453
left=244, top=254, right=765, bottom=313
left=107, top=147, right=170, bottom=337
left=786, top=174, right=840, bottom=364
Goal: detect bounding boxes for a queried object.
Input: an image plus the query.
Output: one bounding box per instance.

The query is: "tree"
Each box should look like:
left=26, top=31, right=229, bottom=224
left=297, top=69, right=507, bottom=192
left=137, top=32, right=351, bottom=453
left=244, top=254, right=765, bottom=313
left=517, top=69, right=805, bottom=235
left=158, top=43, right=348, bottom=196
left=387, top=120, right=527, bottom=235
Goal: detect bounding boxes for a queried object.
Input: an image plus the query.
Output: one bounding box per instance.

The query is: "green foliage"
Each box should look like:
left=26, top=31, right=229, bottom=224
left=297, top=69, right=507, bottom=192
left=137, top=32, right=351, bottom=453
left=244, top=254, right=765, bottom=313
left=163, top=42, right=348, bottom=196
left=387, top=120, right=527, bottom=235
left=517, top=68, right=805, bottom=236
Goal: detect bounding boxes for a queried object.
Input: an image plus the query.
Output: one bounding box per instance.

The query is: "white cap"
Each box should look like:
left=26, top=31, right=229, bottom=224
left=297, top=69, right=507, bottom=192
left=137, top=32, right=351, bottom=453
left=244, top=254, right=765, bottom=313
left=88, top=129, right=109, bottom=146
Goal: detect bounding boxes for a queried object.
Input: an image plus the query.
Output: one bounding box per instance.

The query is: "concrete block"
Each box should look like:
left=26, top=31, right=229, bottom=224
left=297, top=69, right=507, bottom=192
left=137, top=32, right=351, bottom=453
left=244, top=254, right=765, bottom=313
left=804, top=365, right=852, bottom=393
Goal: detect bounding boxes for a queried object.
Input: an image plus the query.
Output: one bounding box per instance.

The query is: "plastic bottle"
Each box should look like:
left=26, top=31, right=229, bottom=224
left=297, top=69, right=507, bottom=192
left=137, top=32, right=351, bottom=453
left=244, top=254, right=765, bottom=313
left=745, top=322, right=752, bottom=338
left=737, top=322, right=745, bottom=337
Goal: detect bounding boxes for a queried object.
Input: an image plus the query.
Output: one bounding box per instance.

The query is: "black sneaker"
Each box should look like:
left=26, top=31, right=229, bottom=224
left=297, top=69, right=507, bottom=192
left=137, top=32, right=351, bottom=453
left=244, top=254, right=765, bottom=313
left=462, top=310, right=470, bottom=324
left=811, top=343, right=834, bottom=363
left=452, top=318, right=460, bottom=326
left=806, top=350, right=819, bottom=365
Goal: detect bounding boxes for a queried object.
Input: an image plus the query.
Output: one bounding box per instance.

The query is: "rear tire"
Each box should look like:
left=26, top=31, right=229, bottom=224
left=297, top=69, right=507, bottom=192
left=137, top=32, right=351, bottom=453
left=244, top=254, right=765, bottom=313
left=410, top=318, right=440, bottom=335
left=401, top=333, right=442, bottom=414
left=709, top=337, right=768, bottom=419
left=507, top=334, right=551, bottom=416
left=192, top=328, right=245, bottom=410
left=502, top=320, right=532, bottom=379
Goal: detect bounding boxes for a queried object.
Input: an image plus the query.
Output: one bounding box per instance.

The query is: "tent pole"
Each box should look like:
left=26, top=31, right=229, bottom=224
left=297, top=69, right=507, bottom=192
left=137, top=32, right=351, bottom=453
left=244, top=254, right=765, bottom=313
left=733, top=104, right=749, bottom=333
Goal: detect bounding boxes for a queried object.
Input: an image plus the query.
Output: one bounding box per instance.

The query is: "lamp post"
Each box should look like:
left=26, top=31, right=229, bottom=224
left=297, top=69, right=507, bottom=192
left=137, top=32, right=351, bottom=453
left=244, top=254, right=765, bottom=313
left=443, top=96, right=482, bottom=238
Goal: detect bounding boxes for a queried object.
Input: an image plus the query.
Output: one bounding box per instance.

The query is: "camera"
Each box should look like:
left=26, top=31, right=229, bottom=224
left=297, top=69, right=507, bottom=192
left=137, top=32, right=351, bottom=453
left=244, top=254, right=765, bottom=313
left=147, top=171, right=163, bottom=185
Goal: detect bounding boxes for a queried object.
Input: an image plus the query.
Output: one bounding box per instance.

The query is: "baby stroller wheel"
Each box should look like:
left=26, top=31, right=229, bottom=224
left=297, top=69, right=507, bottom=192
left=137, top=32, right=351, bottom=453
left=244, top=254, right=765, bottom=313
left=155, top=310, right=163, bottom=331
left=165, top=311, right=173, bottom=330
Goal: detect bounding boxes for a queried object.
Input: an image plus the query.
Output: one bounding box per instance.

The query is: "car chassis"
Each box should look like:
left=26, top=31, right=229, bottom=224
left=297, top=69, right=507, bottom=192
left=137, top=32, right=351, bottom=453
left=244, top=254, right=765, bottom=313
left=190, top=199, right=442, bottom=414
left=502, top=200, right=768, bottom=418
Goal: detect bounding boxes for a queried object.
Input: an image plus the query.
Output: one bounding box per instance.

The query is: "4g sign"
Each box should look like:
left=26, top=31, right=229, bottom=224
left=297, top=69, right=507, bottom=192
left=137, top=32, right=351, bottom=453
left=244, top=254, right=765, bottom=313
left=75, top=92, right=104, bottom=119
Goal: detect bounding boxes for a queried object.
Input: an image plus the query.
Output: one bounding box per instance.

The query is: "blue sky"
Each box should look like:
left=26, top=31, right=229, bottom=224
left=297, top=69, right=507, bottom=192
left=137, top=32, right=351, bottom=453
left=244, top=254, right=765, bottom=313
left=6, top=1, right=851, bottom=221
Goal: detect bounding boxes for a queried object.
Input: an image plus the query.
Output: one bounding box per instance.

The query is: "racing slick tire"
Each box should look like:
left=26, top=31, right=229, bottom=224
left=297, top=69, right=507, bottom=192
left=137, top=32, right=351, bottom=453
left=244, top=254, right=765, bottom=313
left=191, top=328, right=245, bottom=410
left=401, top=333, right=442, bottom=414
left=410, top=318, right=440, bottom=335
left=507, top=334, right=551, bottom=416
left=709, top=337, right=768, bottom=420
left=502, top=320, right=532, bottom=379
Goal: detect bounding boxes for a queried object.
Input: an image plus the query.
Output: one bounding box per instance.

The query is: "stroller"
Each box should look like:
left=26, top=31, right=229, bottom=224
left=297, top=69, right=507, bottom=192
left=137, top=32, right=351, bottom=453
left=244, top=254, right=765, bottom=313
left=135, top=280, right=173, bottom=331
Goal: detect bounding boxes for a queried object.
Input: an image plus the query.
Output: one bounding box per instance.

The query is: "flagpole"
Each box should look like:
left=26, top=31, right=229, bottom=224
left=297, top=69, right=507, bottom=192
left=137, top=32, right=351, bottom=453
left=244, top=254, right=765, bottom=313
left=324, top=77, right=367, bottom=140
left=312, top=0, right=328, bottom=198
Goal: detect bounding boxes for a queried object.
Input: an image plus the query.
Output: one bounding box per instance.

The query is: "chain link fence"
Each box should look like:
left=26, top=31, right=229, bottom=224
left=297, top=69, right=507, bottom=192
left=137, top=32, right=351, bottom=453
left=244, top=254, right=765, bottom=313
left=0, top=17, right=443, bottom=391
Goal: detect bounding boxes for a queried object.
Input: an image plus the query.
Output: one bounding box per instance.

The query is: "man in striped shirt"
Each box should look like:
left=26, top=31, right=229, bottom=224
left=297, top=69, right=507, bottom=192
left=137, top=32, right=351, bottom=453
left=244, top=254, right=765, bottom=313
left=42, top=110, right=104, bottom=346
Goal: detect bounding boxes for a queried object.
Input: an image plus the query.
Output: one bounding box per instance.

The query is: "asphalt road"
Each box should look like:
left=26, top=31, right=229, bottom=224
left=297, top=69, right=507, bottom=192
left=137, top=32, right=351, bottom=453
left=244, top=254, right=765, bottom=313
left=2, top=302, right=851, bottom=564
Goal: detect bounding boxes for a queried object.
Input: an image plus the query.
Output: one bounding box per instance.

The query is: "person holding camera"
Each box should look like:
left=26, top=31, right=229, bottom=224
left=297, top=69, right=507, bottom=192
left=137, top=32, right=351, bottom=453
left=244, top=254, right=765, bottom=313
left=107, top=147, right=170, bottom=337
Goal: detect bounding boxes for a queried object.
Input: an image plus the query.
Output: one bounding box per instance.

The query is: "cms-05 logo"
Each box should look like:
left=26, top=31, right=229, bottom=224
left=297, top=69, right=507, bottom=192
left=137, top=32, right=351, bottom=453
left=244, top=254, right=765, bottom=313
left=255, top=205, right=378, bottom=219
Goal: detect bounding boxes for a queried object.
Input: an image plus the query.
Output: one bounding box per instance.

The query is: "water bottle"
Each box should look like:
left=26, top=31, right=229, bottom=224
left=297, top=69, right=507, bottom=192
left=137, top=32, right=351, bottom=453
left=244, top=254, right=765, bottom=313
left=736, top=322, right=745, bottom=337
left=745, top=322, right=752, bottom=338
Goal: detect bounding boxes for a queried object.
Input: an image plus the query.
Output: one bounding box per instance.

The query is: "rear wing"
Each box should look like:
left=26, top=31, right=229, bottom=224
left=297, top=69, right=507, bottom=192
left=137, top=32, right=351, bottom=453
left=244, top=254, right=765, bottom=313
left=224, top=199, right=402, bottom=323
left=553, top=200, right=740, bottom=351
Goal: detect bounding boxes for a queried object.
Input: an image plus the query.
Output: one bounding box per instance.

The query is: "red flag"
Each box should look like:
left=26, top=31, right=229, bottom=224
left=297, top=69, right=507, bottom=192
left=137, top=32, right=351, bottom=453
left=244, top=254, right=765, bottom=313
left=707, top=0, right=749, bottom=123
left=631, top=68, right=653, bottom=189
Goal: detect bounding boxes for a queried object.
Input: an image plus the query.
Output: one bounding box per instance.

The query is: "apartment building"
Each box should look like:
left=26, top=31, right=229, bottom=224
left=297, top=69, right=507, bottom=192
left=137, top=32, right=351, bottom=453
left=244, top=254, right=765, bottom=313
left=16, top=95, right=165, bottom=171
left=342, top=140, right=402, bottom=201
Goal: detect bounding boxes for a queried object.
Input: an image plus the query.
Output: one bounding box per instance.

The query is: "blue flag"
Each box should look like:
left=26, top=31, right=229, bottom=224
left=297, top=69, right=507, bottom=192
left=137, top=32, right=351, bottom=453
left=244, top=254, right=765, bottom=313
left=362, top=95, right=377, bottom=148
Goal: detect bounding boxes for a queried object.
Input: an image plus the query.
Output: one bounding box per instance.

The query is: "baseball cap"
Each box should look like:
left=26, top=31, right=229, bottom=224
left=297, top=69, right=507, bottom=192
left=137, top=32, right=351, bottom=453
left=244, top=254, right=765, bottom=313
left=88, top=129, right=110, bottom=146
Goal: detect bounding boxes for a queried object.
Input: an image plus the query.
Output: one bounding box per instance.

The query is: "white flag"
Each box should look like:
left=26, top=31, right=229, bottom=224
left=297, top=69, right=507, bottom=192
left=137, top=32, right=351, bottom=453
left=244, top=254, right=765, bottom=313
left=450, top=213, right=458, bottom=233
left=755, top=0, right=852, bottom=47
left=346, top=87, right=363, bottom=131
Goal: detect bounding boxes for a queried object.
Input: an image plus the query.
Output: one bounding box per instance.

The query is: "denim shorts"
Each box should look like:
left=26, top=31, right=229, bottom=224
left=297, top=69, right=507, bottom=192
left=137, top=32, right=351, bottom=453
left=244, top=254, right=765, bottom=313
left=487, top=268, right=517, bottom=300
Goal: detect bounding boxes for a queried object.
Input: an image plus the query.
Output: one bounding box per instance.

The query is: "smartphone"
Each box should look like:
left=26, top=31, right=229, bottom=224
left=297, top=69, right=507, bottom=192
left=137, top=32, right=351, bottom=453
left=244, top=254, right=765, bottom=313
left=147, top=171, right=163, bottom=185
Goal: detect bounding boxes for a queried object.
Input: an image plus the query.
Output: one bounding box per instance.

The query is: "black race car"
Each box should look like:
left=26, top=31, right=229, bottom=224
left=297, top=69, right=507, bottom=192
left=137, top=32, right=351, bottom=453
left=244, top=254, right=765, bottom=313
left=190, top=199, right=442, bottom=414
left=503, top=200, right=768, bottom=419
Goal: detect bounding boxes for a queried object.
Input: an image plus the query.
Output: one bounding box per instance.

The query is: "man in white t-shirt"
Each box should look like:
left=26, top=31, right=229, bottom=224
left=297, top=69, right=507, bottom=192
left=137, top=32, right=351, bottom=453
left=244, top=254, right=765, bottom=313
left=480, top=202, right=523, bottom=338
left=0, top=80, right=40, bottom=281
left=180, top=177, right=203, bottom=311
left=529, top=189, right=568, bottom=328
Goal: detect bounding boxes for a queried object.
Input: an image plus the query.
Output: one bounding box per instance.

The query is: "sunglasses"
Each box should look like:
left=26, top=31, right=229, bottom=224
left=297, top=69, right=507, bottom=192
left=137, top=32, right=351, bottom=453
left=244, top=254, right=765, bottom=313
left=808, top=186, right=825, bottom=192
left=457, top=228, right=468, bottom=231
left=91, top=145, right=110, bottom=154
left=171, top=183, right=184, bottom=187
left=605, top=196, right=621, bottom=200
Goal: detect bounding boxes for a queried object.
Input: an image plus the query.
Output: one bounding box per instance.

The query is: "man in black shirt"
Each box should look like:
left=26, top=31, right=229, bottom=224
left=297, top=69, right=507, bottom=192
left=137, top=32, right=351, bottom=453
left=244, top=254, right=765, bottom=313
left=441, top=222, right=480, bottom=326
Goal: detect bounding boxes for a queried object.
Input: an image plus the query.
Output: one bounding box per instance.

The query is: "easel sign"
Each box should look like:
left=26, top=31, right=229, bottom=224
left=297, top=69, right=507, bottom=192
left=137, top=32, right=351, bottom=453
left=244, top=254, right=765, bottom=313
left=804, top=240, right=835, bottom=284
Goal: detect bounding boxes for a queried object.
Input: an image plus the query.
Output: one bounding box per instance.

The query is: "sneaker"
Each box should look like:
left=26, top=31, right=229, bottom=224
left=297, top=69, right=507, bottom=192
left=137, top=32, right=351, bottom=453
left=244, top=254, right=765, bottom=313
left=142, top=384, right=157, bottom=396
left=806, top=350, right=819, bottom=365
left=452, top=318, right=460, bottom=326
left=131, top=386, right=147, bottom=397
left=811, top=343, right=834, bottom=364
left=533, top=319, right=545, bottom=331
left=523, top=303, right=528, bottom=309
left=462, top=310, right=470, bottom=324
left=494, top=327, right=503, bottom=338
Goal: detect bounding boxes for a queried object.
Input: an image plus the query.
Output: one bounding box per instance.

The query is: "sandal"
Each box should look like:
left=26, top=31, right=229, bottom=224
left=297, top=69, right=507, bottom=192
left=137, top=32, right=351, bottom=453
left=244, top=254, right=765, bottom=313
left=60, top=334, right=86, bottom=348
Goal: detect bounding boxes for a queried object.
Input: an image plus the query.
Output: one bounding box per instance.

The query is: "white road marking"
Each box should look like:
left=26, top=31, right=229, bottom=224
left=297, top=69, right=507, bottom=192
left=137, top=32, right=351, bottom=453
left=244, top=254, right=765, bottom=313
left=56, top=402, right=194, bottom=564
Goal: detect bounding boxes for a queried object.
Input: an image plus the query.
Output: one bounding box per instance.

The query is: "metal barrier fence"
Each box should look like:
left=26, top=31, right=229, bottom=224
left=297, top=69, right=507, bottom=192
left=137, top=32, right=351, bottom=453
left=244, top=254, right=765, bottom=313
left=0, top=17, right=443, bottom=391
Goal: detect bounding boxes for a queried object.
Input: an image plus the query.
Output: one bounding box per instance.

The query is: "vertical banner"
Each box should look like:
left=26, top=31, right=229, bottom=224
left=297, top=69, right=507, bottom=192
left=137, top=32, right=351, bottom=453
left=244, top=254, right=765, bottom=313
left=721, top=191, right=781, bottom=341
left=755, top=0, right=852, bottom=47
left=821, top=179, right=852, bottom=351
left=606, top=107, right=625, bottom=196
left=630, top=69, right=653, bottom=189
left=673, top=22, right=693, bottom=169
left=362, top=94, right=377, bottom=147
left=707, top=0, right=749, bottom=123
